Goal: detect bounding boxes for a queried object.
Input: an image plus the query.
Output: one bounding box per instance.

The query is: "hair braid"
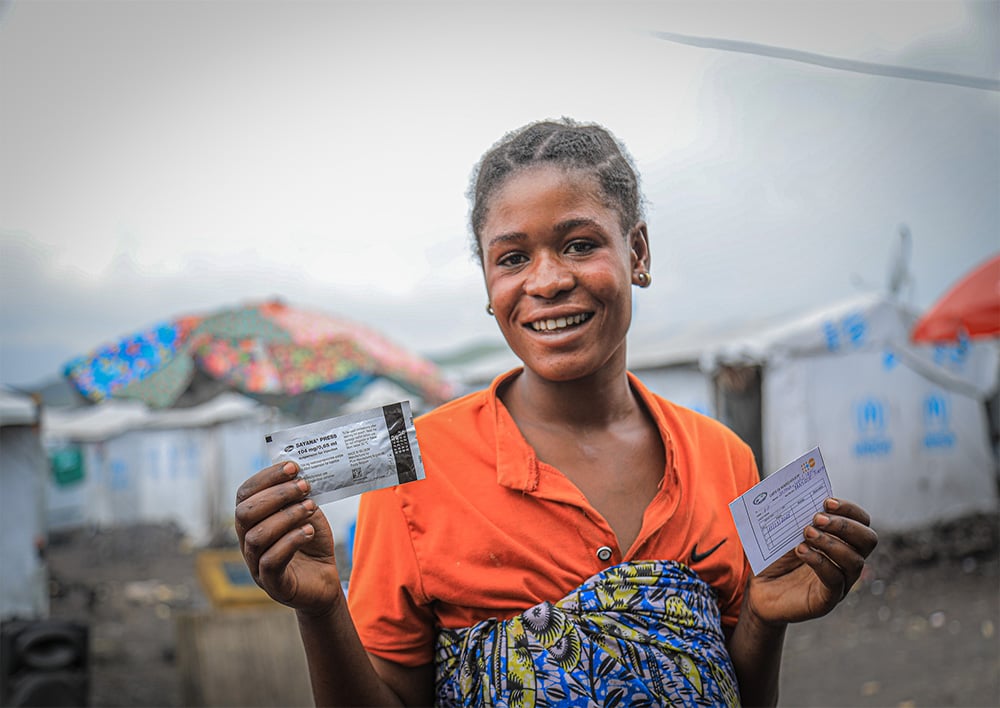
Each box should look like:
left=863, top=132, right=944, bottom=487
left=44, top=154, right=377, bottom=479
left=468, top=118, right=645, bottom=263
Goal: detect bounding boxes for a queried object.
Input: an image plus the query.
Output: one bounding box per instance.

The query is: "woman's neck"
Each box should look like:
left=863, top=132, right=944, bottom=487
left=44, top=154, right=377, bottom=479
left=501, top=363, right=639, bottom=433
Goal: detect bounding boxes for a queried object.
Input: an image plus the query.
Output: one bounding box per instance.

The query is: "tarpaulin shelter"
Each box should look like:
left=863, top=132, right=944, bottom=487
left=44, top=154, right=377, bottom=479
left=635, top=294, right=998, bottom=532
left=621, top=292, right=1000, bottom=533
left=41, top=391, right=369, bottom=546
left=0, top=389, right=48, bottom=620
left=62, top=299, right=457, bottom=418
left=41, top=393, right=294, bottom=545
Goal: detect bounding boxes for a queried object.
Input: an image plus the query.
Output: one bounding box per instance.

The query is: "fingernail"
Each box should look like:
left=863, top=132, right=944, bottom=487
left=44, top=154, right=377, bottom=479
left=302, top=499, right=317, bottom=513
left=826, top=498, right=840, bottom=510
left=815, top=513, right=830, bottom=527
left=283, top=462, right=297, bottom=476
left=804, top=526, right=821, bottom=539
left=301, top=523, right=314, bottom=539
left=296, top=478, right=309, bottom=494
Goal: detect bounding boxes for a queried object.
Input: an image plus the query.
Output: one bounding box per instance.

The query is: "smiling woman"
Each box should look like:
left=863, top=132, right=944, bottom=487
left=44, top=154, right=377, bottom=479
left=235, top=118, right=879, bottom=707
left=471, top=121, right=651, bottom=390
left=479, top=164, right=648, bottom=385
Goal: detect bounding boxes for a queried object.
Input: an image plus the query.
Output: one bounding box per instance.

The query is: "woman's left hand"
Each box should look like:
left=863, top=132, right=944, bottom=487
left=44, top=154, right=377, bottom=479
left=744, top=497, right=878, bottom=626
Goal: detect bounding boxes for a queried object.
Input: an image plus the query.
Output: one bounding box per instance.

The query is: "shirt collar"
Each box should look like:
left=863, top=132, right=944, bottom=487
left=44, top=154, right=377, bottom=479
left=485, top=368, right=677, bottom=494
left=487, top=368, right=540, bottom=492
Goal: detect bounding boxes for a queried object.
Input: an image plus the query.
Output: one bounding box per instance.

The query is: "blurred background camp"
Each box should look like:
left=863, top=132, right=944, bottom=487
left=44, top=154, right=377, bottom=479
left=0, top=0, right=997, bottom=706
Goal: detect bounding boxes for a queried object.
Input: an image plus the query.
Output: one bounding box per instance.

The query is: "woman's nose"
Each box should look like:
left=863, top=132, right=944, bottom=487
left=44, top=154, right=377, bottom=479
left=524, top=254, right=574, bottom=299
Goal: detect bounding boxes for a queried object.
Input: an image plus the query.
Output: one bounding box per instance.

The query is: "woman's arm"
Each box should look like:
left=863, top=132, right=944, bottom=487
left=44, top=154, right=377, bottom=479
left=725, top=600, right=787, bottom=707
left=726, top=498, right=878, bottom=707
left=296, top=591, right=433, bottom=707
left=235, top=461, right=434, bottom=706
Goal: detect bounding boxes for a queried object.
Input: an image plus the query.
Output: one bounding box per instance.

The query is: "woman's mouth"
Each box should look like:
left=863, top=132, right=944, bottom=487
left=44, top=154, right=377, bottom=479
left=528, top=312, right=593, bottom=332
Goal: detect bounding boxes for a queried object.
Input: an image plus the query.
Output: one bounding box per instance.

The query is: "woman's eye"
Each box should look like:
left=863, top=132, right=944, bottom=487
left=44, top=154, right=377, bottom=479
left=567, top=241, right=596, bottom=254
left=498, top=252, right=527, bottom=267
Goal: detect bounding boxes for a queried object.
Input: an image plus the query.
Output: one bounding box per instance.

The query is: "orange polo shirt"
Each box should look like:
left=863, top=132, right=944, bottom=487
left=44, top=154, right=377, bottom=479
left=348, top=369, right=758, bottom=667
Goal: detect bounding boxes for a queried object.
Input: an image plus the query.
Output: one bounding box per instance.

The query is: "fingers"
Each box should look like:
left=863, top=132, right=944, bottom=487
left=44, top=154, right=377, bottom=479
left=235, top=461, right=315, bottom=579
left=238, top=478, right=317, bottom=564
left=818, top=498, right=879, bottom=559
left=234, top=462, right=303, bottom=538
left=794, top=537, right=848, bottom=598
left=256, top=522, right=317, bottom=596
left=797, top=524, right=861, bottom=597
left=236, top=460, right=299, bottom=506
left=242, top=495, right=318, bottom=565
left=823, top=497, right=872, bottom=529
left=798, top=497, right=879, bottom=597
left=233, top=462, right=340, bottom=610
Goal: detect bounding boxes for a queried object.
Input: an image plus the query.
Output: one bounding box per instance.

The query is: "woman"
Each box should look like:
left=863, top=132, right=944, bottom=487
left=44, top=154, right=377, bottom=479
left=236, top=119, right=878, bottom=707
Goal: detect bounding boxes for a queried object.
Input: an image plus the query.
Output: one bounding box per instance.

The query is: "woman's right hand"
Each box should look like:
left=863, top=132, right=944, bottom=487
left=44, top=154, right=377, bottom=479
left=235, top=461, right=342, bottom=615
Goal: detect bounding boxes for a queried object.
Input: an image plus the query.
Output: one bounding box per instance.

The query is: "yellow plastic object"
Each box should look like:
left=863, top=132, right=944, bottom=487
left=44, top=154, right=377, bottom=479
left=195, top=549, right=276, bottom=608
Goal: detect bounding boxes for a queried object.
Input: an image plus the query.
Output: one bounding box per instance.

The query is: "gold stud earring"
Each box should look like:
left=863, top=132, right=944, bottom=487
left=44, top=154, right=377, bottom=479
left=486, top=303, right=494, bottom=316
left=636, top=271, right=651, bottom=288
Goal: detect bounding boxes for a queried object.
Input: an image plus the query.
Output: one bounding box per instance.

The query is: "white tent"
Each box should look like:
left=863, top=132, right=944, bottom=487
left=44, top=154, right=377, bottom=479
left=0, top=389, right=48, bottom=620
left=41, top=392, right=369, bottom=545
left=42, top=393, right=294, bottom=545
left=637, top=294, right=998, bottom=533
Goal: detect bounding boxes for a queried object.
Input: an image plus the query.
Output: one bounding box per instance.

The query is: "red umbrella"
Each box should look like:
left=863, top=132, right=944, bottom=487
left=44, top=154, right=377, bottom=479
left=911, top=254, right=1000, bottom=343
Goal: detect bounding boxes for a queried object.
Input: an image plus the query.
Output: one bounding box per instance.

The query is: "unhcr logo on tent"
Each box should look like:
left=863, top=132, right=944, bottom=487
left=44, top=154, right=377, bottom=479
left=932, top=340, right=969, bottom=371
left=822, top=312, right=868, bottom=353
left=922, top=392, right=955, bottom=450
left=853, top=397, right=892, bottom=457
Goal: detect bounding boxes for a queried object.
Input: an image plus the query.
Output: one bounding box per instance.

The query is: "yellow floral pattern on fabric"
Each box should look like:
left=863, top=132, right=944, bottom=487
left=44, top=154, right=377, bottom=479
left=435, top=561, right=740, bottom=707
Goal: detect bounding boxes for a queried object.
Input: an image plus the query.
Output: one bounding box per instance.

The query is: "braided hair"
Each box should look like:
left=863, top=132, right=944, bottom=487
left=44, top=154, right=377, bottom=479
left=468, top=118, right=645, bottom=263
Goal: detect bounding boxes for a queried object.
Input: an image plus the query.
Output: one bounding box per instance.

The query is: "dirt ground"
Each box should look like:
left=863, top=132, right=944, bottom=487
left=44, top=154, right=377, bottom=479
left=44, top=514, right=999, bottom=708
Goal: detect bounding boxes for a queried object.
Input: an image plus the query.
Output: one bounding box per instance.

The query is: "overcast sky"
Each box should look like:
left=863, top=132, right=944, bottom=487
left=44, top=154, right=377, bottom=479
left=1, top=0, right=998, bottom=388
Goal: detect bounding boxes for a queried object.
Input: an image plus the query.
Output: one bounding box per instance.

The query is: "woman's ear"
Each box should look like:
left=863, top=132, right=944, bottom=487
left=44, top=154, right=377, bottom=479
left=629, top=221, right=651, bottom=271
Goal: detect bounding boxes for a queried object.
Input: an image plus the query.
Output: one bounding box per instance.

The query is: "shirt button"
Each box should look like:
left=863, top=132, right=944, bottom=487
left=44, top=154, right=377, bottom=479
left=596, top=546, right=613, bottom=562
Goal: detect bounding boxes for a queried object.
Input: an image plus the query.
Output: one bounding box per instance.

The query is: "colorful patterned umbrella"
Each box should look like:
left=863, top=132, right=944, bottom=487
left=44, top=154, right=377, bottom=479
left=64, top=300, right=457, bottom=409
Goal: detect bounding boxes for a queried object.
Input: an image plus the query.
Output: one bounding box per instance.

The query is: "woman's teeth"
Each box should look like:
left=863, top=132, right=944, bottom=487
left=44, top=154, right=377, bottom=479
left=530, top=313, right=591, bottom=332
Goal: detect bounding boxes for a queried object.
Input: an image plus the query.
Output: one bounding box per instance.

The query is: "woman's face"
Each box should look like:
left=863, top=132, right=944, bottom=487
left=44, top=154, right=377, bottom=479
left=479, top=164, right=650, bottom=383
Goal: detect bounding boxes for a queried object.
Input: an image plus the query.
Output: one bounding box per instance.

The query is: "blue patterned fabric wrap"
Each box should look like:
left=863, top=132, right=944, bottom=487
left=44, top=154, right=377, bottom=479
left=435, top=560, right=740, bottom=707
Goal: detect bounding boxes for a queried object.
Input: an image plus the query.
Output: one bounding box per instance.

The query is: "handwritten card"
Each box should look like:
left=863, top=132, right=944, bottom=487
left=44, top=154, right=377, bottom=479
left=729, top=446, right=833, bottom=575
